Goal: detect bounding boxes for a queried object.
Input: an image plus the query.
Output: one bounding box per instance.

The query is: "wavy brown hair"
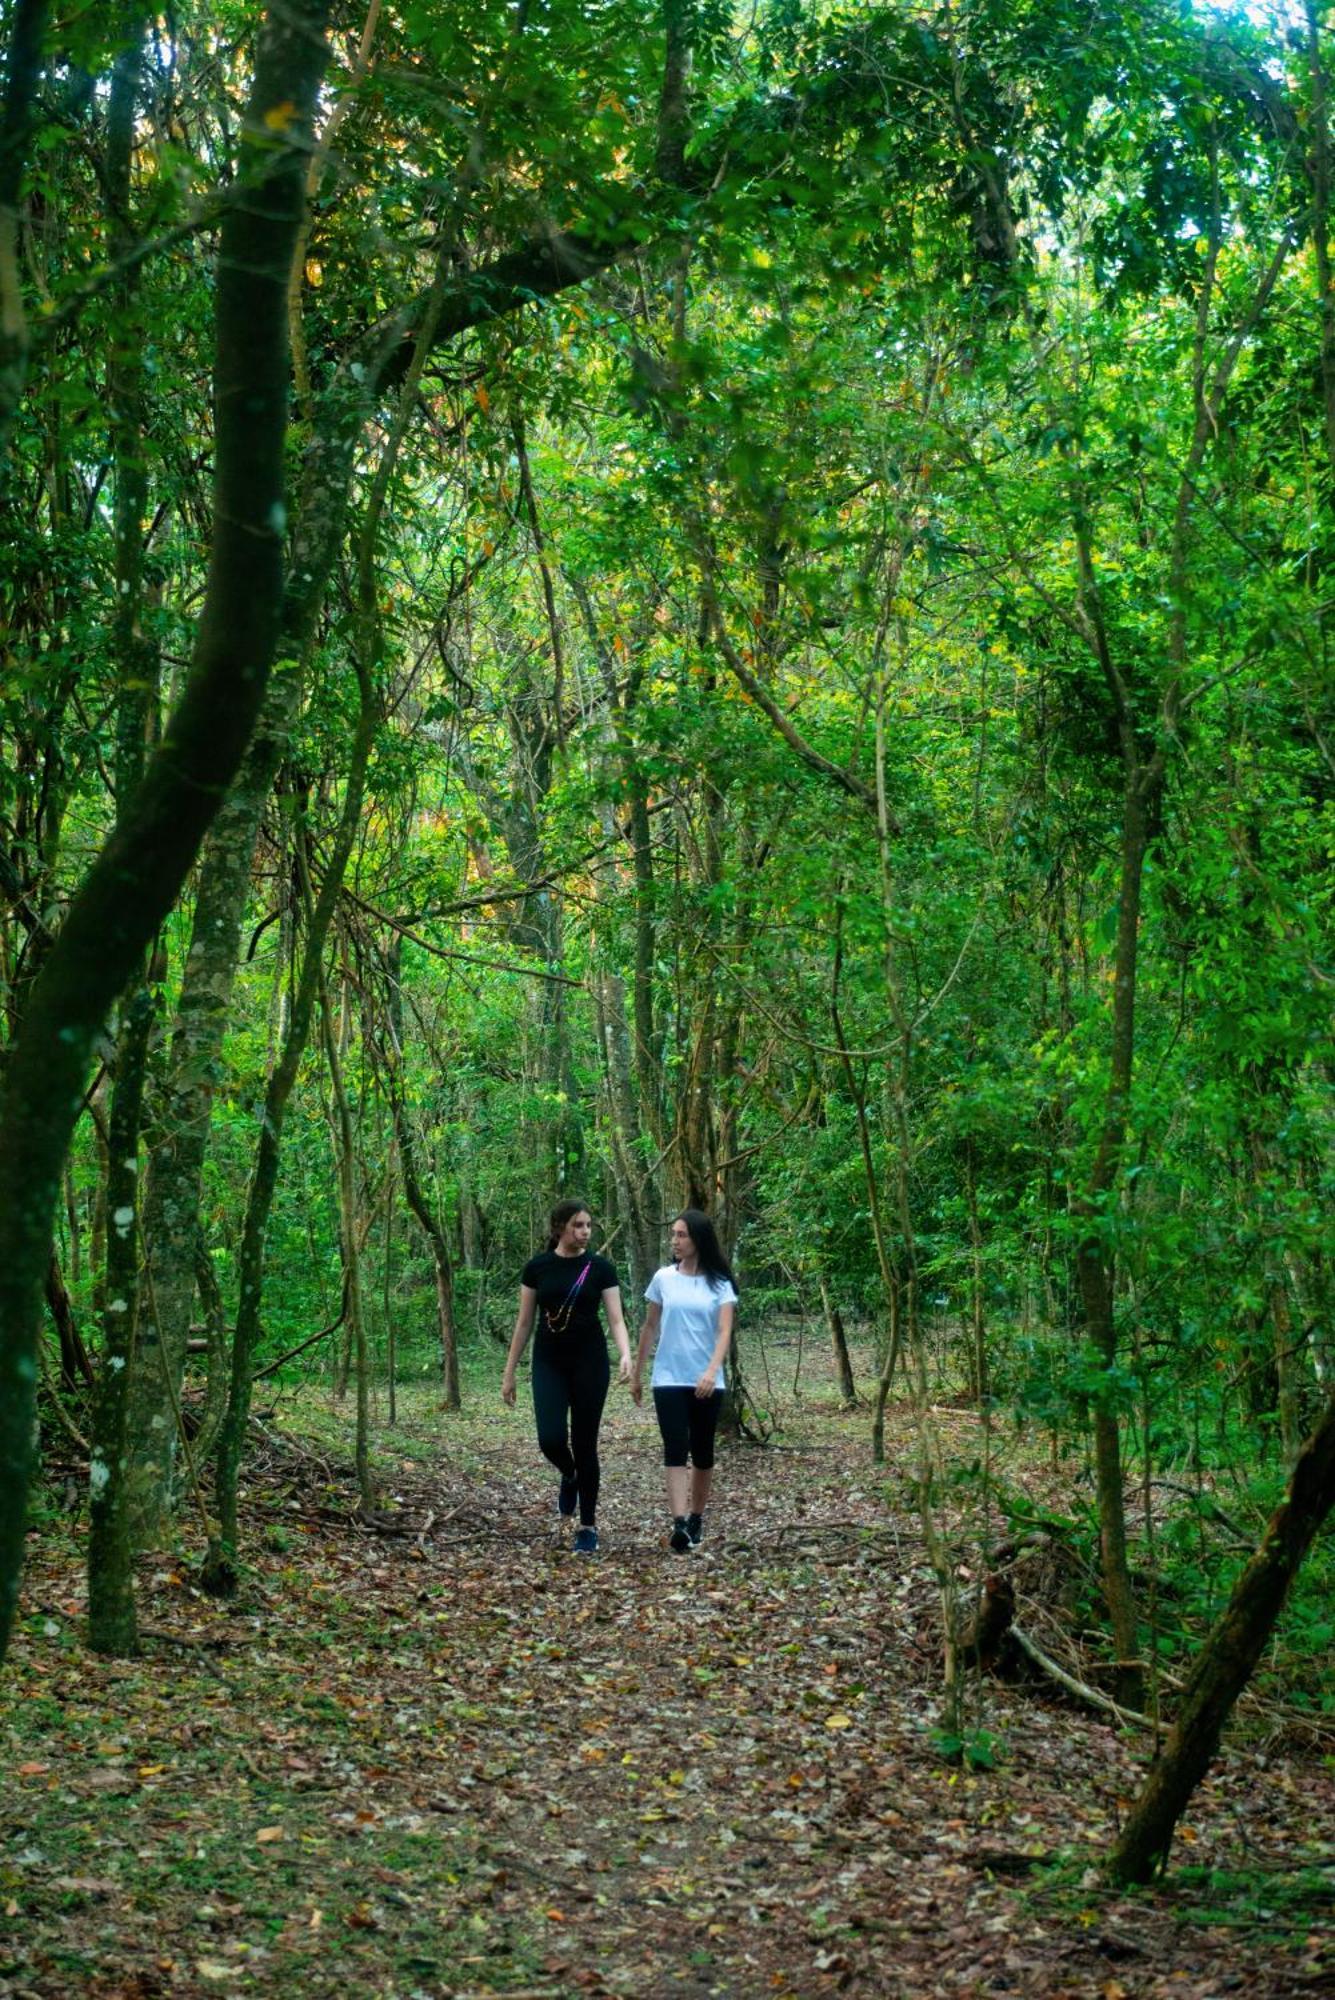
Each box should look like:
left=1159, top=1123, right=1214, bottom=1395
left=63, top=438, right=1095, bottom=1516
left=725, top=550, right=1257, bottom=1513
left=546, top=1198, right=591, bottom=1250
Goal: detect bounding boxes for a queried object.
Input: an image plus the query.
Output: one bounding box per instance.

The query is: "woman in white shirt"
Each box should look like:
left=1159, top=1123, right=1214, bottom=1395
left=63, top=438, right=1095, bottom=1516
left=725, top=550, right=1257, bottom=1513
left=631, top=1209, right=738, bottom=1552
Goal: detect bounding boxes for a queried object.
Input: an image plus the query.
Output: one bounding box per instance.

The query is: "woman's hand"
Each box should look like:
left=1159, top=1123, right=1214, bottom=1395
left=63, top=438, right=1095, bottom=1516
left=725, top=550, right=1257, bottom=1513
left=617, top=1352, right=632, bottom=1387
left=501, top=1370, right=516, bottom=1408
left=694, top=1366, right=717, bottom=1399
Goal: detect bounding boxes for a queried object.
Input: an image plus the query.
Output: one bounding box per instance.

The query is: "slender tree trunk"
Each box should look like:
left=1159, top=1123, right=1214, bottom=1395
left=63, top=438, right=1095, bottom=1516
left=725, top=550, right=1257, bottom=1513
left=45, top=1253, right=92, bottom=1394
left=1108, top=1390, right=1335, bottom=1884
left=88, top=1072, right=111, bottom=1317
left=318, top=964, right=373, bottom=1512
left=675, top=954, right=719, bottom=1207
left=1071, top=765, right=1156, bottom=1711
left=0, top=0, right=50, bottom=471
left=383, top=1172, right=396, bottom=1427
left=591, top=796, right=656, bottom=1300
left=86, top=26, right=164, bottom=1649
left=64, top=1165, right=79, bottom=1290
left=1306, top=2, right=1335, bottom=477
left=187, top=1229, right=230, bottom=1472
left=960, top=1139, right=987, bottom=1405
left=1270, top=1280, right=1302, bottom=1464
left=596, top=980, right=638, bottom=1278
left=379, top=895, right=460, bottom=1413
left=569, top=575, right=662, bottom=1157
left=627, top=772, right=660, bottom=1141
left=870, top=1269, right=902, bottom=1467
left=818, top=1273, right=857, bottom=1409
left=830, top=910, right=902, bottom=1460
left=394, top=1096, right=459, bottom=1409
left=87, top=976, right=153, bottom=1656
left=91, top=208, right=163, bottom=1622
left=1250, top=1121, right=1305, bottom=1462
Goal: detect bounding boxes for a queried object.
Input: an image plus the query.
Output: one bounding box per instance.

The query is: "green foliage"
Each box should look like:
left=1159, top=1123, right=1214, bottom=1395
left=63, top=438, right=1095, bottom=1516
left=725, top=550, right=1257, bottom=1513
left=933, top=1724, right=1005, bottom=1771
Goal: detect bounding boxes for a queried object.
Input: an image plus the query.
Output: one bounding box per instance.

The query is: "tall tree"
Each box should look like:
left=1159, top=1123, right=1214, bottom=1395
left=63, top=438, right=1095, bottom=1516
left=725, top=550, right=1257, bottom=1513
left=0, top=0, right=334, bottom=1662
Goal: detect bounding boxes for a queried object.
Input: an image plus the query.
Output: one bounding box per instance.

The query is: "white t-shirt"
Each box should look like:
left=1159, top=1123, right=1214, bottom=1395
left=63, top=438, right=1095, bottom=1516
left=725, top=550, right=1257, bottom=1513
left=645, top=1265, right=738, bottom=1389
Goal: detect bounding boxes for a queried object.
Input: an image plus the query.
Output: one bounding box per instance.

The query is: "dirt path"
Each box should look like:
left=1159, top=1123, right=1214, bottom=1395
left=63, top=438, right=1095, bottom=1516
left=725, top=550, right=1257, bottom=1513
left=3, top=1386, right=1332, bottom=1999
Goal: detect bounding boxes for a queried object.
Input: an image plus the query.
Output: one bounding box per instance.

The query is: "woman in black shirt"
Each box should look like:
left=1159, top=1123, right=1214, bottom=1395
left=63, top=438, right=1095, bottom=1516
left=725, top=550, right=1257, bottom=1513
left=501, top=1199, right=632, bottom=1554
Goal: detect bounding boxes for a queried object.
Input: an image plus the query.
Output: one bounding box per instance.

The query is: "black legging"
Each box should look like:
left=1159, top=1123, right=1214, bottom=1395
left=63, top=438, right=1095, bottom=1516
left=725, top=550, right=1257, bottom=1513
left=531, top=1336, right=610, bottom=1527
left=652, top=1385, right=723, bottom=1469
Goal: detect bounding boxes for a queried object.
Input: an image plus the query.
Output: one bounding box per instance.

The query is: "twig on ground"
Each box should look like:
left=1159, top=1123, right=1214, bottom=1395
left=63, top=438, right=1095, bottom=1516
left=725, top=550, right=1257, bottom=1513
left=1010, top=1623, right=1154, bottom=1730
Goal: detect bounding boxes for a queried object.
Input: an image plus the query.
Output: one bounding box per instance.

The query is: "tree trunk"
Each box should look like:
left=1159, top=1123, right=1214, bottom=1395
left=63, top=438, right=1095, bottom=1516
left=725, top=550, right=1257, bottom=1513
left=590, top=798, right=657, bottom=1300
left=45, top=1253, right=92, bottom=1395
left=569, top=574, right=663, bottom=1162
left=87, top=26, right=163, bottom=1651
left=88, top=1069, right=111, bottom=1318
left=870, top=1269, right=903, bottom=1467
left=1072, top=766, right=1156, bottom=1712
left=1306, top=2, right=1335, bottom=477
left=1108, top=1390, right=1335, bottom=1884
left=818, top=1273, right=857, bottom=1409
left=627, top=771, right=661, bottom=1143
left=0, top=0, right=50, bottom=470
left=370, top=878, right=461, bottom=1415
left=187, top=1229, right=230, bottom=1472
left=964, top=1138, right=989, bottom=1406
left=596, top=979, right=641, bottom=1286
left=87, top=975, right=154, bottom=1657
left=382, top=1172, right=396, bottom=1427
left=318, top=964, right=373, bottom=1512
left=387, top=1037, right=460, bottom=1410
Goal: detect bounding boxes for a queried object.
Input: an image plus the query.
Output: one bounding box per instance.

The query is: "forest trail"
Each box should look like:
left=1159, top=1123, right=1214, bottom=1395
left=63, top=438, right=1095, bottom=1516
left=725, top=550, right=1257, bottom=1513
left=4, top=1382, right=1332, bottom=2000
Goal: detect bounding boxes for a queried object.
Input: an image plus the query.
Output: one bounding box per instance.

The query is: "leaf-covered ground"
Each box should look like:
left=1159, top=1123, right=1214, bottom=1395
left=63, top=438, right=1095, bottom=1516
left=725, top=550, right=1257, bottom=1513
left=3, top=1361, right=1333, bottom=1999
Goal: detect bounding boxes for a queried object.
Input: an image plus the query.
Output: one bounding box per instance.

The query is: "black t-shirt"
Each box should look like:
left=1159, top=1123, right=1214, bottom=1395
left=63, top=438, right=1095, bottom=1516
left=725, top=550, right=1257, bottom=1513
left=521, top=1250, right=619, bottom=1344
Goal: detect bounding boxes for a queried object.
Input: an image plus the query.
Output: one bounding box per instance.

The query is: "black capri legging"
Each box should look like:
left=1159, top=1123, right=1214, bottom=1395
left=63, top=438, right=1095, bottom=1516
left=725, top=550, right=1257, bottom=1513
left=531, top=1336, right=610, bottom=1526
left=653, top=1386, right=723, bottom=1469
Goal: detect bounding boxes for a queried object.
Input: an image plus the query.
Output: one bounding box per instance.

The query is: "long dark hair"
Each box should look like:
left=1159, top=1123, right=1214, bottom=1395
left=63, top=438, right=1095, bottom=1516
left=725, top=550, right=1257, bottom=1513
left=676, top=1209, right=736, bottom=1291
left=546, top=1198, right=591, bottom=1250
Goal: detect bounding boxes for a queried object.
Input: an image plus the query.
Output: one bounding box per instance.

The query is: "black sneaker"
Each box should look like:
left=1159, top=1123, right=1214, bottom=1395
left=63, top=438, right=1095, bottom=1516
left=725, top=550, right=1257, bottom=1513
left=558, top=1474, right=578, bottom=1519
left=669, top=1518, right=692, bottom=1553
left=686, top=1512, right=704, bottom=1548
left=573, top=1525, right=599, bottom=1555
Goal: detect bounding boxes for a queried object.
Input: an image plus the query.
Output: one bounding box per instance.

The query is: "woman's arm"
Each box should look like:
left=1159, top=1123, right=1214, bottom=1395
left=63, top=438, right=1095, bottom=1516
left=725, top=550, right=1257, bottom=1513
left=601, top=1286, right=633, bottom=1383
left=501, top=1285, right=538, bottom=1407
left=630, top=1300, right=661, bottom=1406
left=694, top=1299, right=734, bottom=1399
